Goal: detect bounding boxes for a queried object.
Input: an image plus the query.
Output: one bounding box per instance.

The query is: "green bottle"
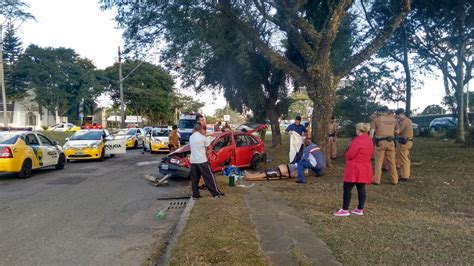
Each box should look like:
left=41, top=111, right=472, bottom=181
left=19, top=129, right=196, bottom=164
left=156, top=210, right=166, bottom=219
left=229, top=174, right=235, bottom=187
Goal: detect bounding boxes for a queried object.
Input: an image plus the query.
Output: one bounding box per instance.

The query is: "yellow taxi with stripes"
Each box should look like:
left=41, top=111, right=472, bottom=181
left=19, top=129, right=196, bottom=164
left=125, top=128, right=145, bottom=149
left=0, top=127, right=66, bottom=178
left=63, top=125, right=126, bottom=162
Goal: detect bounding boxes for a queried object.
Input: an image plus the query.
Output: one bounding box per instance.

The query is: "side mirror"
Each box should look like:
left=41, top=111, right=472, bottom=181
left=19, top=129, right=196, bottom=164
left=65, top=138, right=70, bottom=142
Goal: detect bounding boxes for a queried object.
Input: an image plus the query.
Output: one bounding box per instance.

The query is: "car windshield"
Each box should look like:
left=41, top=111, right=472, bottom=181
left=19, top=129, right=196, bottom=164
left=152, top=129, right=169, bottom=137
left=70, top=131, right=102, bottom=141
left=0, top=134, right=19, bottom=144
left=126, top=129, right=137, bottom=135
left=179, top=119, right=195, bottom=129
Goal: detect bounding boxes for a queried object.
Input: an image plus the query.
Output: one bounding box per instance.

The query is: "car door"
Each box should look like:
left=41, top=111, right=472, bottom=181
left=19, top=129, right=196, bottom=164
left=234, top=135, right=257, bottom=167
left=24, top=133, right=43, bottom=167
left=36, top=133, right=59, bottom=166
left=136, top=129, right=144, bottom=146
left=209, top=133, right=235, bottom=171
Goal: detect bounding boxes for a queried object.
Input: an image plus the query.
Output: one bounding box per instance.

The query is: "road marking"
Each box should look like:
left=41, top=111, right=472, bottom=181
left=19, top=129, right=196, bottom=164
left=136, top=161, right=159, bottom=166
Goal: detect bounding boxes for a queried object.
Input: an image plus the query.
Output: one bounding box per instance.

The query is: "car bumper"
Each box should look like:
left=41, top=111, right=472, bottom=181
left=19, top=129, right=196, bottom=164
left=151, top=142, right=169, bottom=152
left=158, top=162, right=190, bottom=178
left=64, top=148, right=102, bottom=160
left=0, top=158, right=23, bottom=172
left=126, top=139, right=137, bottom=148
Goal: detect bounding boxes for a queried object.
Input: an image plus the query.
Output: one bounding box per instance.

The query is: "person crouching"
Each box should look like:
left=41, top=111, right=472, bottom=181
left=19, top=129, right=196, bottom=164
left=334, top=123, right=373, bottom=217
left=295, top=138, right=326, bottom=184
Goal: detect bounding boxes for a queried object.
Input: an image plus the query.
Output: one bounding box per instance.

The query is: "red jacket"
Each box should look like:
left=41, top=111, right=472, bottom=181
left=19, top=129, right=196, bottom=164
left=344, top=133, right=374, bottom=184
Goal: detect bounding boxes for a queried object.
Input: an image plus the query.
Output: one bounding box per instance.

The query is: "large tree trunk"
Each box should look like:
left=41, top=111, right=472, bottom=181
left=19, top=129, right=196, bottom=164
left=307, top=74, right=337, bottom=165
left=455, top=0, right=466, bottom=143
left=266, top=101, right=282, bottom=147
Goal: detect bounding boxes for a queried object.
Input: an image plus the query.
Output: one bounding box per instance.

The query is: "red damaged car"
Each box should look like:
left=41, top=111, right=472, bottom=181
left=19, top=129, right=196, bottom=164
left=158, top=123, right=267, bottom=178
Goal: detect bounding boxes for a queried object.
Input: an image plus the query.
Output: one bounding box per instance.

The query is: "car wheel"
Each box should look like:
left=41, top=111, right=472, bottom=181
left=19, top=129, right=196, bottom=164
left=55, top=154, right=66, bottom=170
left=18, top=159, right=33, bottom=179
left=110, top=154, right=115, bottom=158
left=134, top=140, right=138, bottom=149
left=250, top=155, right=260, bottom=170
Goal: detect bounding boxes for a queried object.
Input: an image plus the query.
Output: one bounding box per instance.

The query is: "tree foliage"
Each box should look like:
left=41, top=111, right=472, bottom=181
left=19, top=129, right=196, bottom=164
left=421, top=104, right=446, bottom=115
left=100, top=60, right=174, bottom=124
left=16, top=45, right=102, bottom=119
left=2, top=22, right=25, bottom=98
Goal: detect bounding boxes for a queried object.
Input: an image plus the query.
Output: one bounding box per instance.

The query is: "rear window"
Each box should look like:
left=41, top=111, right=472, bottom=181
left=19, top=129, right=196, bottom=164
left=179, top=119, right=195, bottom=129
left=0, top=134, right=19, bottom=144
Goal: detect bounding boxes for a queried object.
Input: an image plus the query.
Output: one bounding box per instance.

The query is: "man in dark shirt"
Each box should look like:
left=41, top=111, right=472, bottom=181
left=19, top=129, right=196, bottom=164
left=285, top=116, right=307, bottom=136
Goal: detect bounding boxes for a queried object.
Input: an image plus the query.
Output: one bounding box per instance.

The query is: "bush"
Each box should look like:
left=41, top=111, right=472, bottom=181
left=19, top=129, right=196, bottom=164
left=464, top=127, right=474, bottom=148
left=444, top=127, right=457, bottom=139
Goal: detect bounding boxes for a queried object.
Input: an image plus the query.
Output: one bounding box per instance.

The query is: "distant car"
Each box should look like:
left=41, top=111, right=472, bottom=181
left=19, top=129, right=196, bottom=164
left=47, top=123, right=80, bottom=132
left=125, top=128, right=145, bottom=148
left=0, top=129, right=66, bottom=178
left=429, top=117, right=457, bottom=132
left=158, top=123, right=267, bottom=178
left=144, top=127, right=175, bottom=153
left=412, top=123, right=420, bottom=136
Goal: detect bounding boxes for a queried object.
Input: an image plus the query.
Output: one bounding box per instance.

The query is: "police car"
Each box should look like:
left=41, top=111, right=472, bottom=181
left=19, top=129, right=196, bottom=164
left=143, top=127, right=174, bottom=153
left=63, top=126, right=126, bottom=162
left=125, top=128, right=145, bottom=149
left=0, top=128, right=66, bottom=178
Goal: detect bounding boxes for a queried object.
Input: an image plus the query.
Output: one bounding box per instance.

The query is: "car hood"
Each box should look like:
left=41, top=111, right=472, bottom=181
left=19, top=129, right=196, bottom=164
left=154, top=136, right=169, bottom=142
left=235, top=123, right=267, bottom=133
left=65, top=140, right=100, bottom=147
left=169, top=144, right=190, bottom=155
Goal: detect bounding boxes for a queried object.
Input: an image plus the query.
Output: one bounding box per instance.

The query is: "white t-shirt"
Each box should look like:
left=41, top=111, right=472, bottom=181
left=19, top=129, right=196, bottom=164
left=189, top=132, right=211, bottom=164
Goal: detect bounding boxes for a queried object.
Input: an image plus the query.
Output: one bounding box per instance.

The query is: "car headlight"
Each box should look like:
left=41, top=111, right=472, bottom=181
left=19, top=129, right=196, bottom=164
left=63, top=144, right=71, bottom=149
left=90, top=142, right=100, bottom=149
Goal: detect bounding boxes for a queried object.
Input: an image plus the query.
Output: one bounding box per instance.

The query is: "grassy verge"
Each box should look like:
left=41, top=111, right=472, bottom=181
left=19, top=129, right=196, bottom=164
left=168, top=176, right=268, bottom=265
left=42, top=131, right=74, bottom=146
left=263, top=137, right=473, bottom=264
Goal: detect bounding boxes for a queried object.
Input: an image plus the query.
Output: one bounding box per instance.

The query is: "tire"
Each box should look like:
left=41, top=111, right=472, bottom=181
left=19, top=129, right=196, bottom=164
left=110, top=154, right=115, bottom=158
left=55, top=154, right=66, bottom=170
left=133, top=140, right=138, bottom=149
left=250, top=155, right=260, bottom=170
left=18, top=159, right=33, bottom=179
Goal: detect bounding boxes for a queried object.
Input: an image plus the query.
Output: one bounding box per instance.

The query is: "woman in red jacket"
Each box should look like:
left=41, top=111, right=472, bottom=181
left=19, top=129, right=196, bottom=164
left=334, top=123, right=374, bottom=217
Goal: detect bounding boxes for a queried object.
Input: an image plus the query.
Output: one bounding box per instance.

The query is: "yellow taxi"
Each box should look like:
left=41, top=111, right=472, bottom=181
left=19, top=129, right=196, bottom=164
left=0, top=129, right=66, bottom=178
left=125, top=128, right=145, bottom=149
left=47, top=122, right=80, bottom=132
left=144, top=127, right=175, bottom=153
left=63, top=127, right=126, bottom=162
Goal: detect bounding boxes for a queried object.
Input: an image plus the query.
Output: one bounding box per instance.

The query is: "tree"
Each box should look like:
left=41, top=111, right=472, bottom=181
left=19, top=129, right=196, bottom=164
left=102, top=0, right=411, bottom=160
left=214, top=106, right=247, bottom=125
left=287, top=92, right=312, bottom=120
left=412, top=0, right=472, bottom=142
left=171, top=93, right=205, bottom=114
left=101, top=60, right=174, bottom=124
left=2, top=22, right=25, bottom=98
left=421, top=104, right=446, bottom=115
left=16, top=45, right=102, bottom=122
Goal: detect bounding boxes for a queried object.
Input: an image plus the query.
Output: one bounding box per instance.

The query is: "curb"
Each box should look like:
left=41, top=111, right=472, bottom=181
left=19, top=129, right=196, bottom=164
left=156, top=197, right=195, bottom=265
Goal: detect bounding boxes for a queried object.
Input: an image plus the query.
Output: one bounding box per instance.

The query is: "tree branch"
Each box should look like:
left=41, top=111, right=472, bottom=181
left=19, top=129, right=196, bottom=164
left=335, top=0, right=411, bottom=78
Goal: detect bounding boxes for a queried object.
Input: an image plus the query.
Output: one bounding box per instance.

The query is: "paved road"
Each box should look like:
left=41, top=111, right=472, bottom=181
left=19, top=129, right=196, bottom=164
left=0, top=150, right=190, bottom=265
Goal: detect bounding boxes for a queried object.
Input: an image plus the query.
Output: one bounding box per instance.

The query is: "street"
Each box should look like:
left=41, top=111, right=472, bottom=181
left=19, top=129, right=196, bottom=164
left=0, top=150, right=190, bottom=265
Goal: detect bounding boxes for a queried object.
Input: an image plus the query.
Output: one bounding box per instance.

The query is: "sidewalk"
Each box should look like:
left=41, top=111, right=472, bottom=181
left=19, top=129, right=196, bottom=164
left=245, top=184, right=340, bottom=265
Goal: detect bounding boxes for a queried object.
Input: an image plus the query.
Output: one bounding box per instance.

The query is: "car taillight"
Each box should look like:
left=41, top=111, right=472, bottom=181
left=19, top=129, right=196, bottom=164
left=0, top=147, right=13, bottom=158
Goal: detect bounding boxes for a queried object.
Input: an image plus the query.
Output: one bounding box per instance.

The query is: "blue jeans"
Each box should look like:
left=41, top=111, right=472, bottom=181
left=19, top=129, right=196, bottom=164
left=297, top=161, right=323, bottom=182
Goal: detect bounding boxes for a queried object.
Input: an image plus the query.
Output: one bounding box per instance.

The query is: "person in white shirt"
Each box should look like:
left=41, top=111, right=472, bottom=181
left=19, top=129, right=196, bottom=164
left=189, top=122, right=224, bottom=199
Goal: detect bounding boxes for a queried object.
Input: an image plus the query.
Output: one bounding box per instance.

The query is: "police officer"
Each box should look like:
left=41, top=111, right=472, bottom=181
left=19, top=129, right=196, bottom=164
left=370, top=106, right=398, bottom=185
left=395, top=108, right=413, bottom=182
left=328, top=116, right=338, bottom=159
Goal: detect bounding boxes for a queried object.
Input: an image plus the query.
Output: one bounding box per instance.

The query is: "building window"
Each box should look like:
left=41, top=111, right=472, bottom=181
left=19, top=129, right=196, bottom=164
left=26, top=112, right=36, bottom=126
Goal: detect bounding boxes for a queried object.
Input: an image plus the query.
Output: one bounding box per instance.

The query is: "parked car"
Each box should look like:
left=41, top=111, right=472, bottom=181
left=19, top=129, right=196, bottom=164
left=144, top=127, right=173, bottom=153
left=0, top=129, right=66, bottom=178
left=47, top=123, right=80, bottom=132
left=125, top=128, right=145, bottom=148
left=412, top=122, right=420, bottom=136
left=158, top=123, right=267, bottom=178
left=429, top=117, right=457, bottom=132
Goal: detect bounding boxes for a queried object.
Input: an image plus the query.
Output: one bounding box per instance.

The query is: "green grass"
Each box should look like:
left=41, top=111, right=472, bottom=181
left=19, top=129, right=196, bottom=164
left=168, top=176, right=268, bottom=265
left=263, top=137, right=474, bottom=264
left=42, top=131, right=74, bottom=146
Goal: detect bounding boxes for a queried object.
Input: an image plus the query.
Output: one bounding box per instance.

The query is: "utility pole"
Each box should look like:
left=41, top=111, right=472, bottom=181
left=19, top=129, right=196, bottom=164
left=118, top=46, right=125, bottom=128
left=0, top=24, right=8, bottom=127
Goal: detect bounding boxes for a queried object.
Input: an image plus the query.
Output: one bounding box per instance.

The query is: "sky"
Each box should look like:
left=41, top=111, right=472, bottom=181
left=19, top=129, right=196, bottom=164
left=14, top=0, right=460, bottom=117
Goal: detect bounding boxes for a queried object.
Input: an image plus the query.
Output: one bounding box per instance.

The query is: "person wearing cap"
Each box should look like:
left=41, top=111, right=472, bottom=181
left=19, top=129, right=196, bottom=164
left=328, top=116, right=338, bottom=159
left=370, top=106, right=399, bottom=185
left=395, top=108, right=413, bottom=182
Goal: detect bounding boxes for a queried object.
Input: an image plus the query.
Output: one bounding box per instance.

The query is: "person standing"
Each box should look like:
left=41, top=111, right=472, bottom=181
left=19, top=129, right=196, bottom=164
left=370, top=106, right=398, bottom=185
left=285, top=116, right=307, bottom=137
left=395, top=108, right=413, bottom=182
left=189, top=122, right=224, bottom=199
left=214, top=121, right=221, bottom=132
left=328, top=116, right=338, bottom=159
left=168, top=125, right=180, bottom=152
left=334, top=123, right=374, bottom=216
left=295, top=138, right=326, bottom=183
